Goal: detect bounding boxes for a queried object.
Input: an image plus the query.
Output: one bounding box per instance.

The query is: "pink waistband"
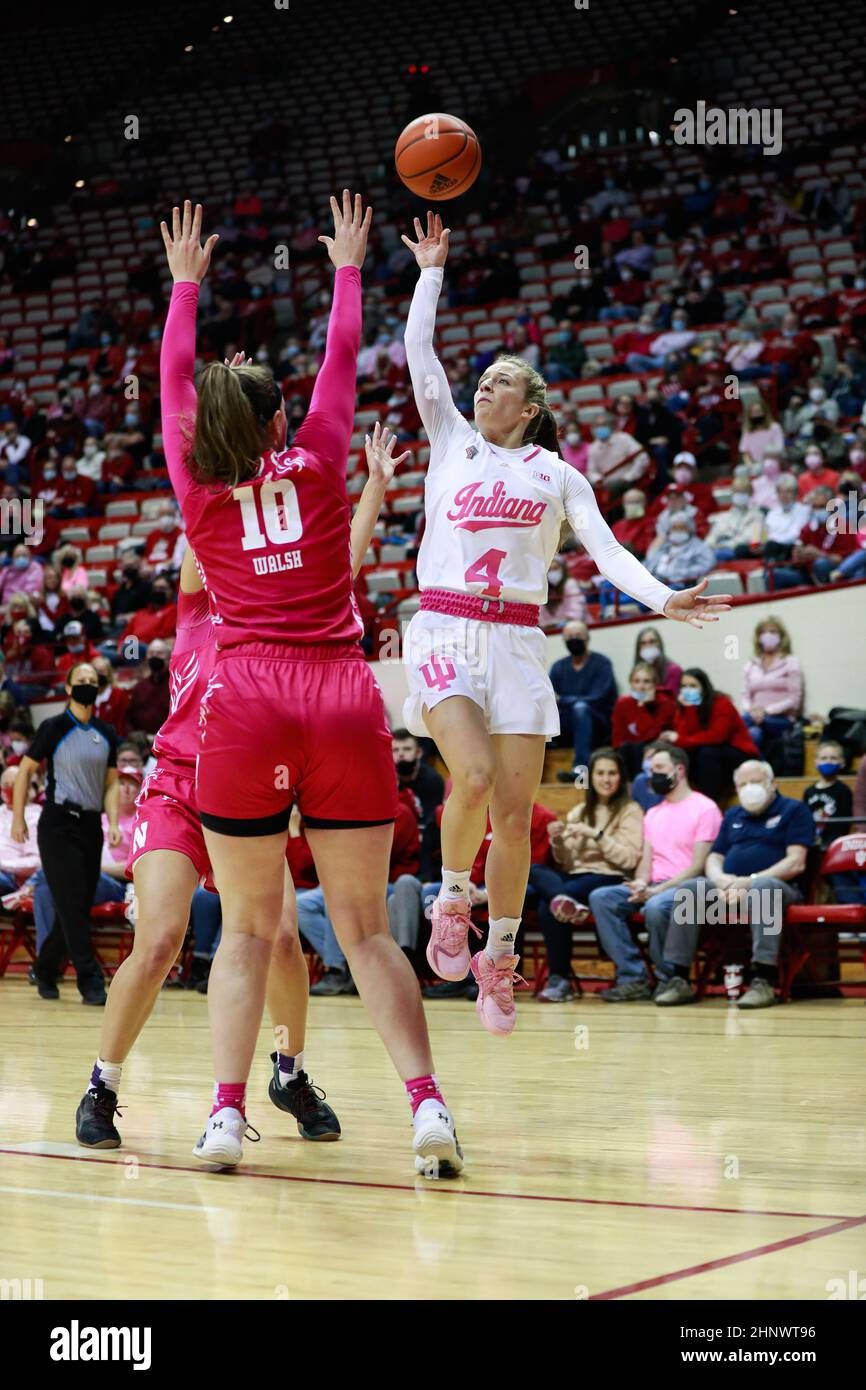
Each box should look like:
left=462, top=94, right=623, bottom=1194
left=420, top=588, right=540, bottom=627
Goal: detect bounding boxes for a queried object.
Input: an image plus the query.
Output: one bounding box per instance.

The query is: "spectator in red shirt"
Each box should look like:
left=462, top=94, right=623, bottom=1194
left=760, top=312, right=818, bottom=386
left=613, top=488, right=655, bottom=558
left=3, top=619, right=55, bottom=696
left=55, top=620, right=99, bottom=679
left=101, top=438, right=136, bottom=492
left=385, top=790, right=426, bottom=959
left=143, top=502, right=183, bottom=572
left=117, top=577, right=177, bottom=655
left=92, top=654, right=130, bottom=737
left=612, top=662, right=677, bottom=777
left=126, top=638, right=171, bottom=734
left=51, top=458, right=98, bottom=517
left=659, top=668, right=758, bottom=802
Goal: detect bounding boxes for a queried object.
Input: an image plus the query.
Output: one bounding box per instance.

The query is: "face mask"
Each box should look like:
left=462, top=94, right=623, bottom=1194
left=763, top=460, right=780, bottom=479
left=153, top=591, right=170, bottom=606
left=158, top=515, right=175, bottom=532
left=61, top=557, right=75, bottom=569
left=123, top=566, right=138, bottom=580
left=578, top=278, right=592, bottom=289
left=69, top=598, right=85, bottom=613
left=639, top=645, right=660, bottom=663
left=619, top=269, right=633, bottom=282
left=809, top=388, right=825, bottom=404
left=566, top=638, right=586, bottom=657
left=672, top=320, right=688, bottom=332
left=811, top=507, right=826, bottom=523
left=43, top=469, right=56, bottom=481
left=83, top=444, right=96, bottom=457
left=565, top=430, right=580, bottom=445
left=547, top=568, right=563, bottom=585
left=759, top=631, right=781, bottom=651
left=13, top=556, right=28, bottom=570
left=699, top=276, right=713, bottom=289
left=595, top=426, right=611, bottom=441
left=70, top=683, right=98, bottom=707
left=679, top=687, right=702, bottom=705
left=124, top=414, right=139, bottom=427
left=731, top=492, right=749, bottom=508
left=805, top=454, right=822, bottom=469
left=673, top=467, right=692, bottom=484
left=97, top=673, right=109, bottom=689
left=849, top=449, right=866, bottom=465
left=855, top=279, right=866, bottom=292
left=148, top=657, right=166, bottom=674
left=395, top=758, right=417, bottom=778
left=623, top=502, right=645, bottom=519
left=816, top=761, right=841, bottom=778
left=10, top=739, right=28, bottom=755
left=781, top=327, right=795, bottom=338
left=62, top=470, right=77, bottom=482
left=632, top=689, right=651, bottom=703
left=738, top=782, right=770, bottom=812
left=749, top=414, right=765, bottom=425
left=669, top=530, right=689, bottom=546
left=68, top=641, right=85, bottom=653
left=650, top=771, right=675, bottom=795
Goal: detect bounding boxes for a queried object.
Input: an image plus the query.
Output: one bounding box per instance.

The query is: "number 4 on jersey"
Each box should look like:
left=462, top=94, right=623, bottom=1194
left=464, top=548, right=507, bottom=599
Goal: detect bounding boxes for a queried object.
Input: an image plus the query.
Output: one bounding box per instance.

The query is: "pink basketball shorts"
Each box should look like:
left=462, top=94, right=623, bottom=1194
left=126, top=760, right=212, bottom=885
left=195, top=642, right=397, bottom=835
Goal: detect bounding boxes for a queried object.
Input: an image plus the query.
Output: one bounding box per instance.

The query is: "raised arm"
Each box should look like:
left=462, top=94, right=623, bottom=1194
left=402, top=211, right=464, bottom=455
left=563, top=470, right=734, bottom=629
left=293, top=191, right=369, bottom=471
left=159, top=201, right=219, bottom=507
left=350, top=424, right=410, bottom=577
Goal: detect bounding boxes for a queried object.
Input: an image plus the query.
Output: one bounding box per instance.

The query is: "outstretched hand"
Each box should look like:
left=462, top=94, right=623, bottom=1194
left=401, top=210, right=450, bottom=269
left=318, top=189, right=373, bottom=270
left=160, top=201, right=219, bottom=285
left=663, top=578, right=734, bottom=629
left=364, top=421, right=410, bottom=489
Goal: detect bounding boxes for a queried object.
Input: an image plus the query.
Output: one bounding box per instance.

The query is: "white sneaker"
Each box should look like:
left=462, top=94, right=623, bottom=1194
left=412, top=1098, right=464, bottom=1179
left=192, top=1107, right=260, bottom=1168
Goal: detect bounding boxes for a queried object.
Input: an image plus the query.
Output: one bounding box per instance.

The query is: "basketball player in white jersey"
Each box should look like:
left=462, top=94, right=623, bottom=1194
left=401, top=212, right=732, bottom=1037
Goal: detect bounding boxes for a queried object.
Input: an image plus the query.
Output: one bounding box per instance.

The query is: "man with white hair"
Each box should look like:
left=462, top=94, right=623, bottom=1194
left=764, top=474, right=810, bottom=550
left=652, top=759, right=816, bottom=1008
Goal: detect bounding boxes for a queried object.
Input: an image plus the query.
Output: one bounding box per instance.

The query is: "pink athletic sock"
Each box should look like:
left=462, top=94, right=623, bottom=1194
left=405, top=1074, right=444, bottom=1117
left=211, top=1082, right=246, bottom=1117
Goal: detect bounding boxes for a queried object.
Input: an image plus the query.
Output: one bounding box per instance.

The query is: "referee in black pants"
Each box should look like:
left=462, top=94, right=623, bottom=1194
left=13, top=662, right=120, bottom=1005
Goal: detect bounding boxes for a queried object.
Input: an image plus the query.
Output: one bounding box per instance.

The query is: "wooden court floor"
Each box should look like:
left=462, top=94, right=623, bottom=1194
left=1, top=979, right=864, bottom=1300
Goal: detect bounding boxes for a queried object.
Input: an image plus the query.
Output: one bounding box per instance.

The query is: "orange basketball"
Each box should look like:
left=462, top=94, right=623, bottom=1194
left=395, top=113, right=481, bottom=200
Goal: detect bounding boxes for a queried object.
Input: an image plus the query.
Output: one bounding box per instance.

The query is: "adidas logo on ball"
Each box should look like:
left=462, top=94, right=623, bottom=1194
left=430, top=172, right=458, bottom=194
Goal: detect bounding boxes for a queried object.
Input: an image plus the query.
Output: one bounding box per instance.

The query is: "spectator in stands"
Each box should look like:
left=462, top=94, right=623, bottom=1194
left=612, top=488, right=654, bottom=557
left=0, top=764, right=41, bottom=896
left=0, top=544, right=44, bottom=603
left=392, top=728, right=444, bottom=882
left=560, top=419, right=589, bottom=474
left=2, top=591, right=40, bottom=648
left=586, top=411, right=649, bottom=488
left=4, top=619, right=54, bottom=697
left=110, top=555, right=153, bottom=626
left=706, top=478, right=766, bottom=559
left=760, top=312, right=817, bottom=386
left=143, top=502, right=182, bottom=573
left=739, top=398, right=784, bottom=467
left=56, top=620, right=99, bottom=680
left=633, top=384, right=684, bottom=479
left=660, top=667, right=758, bottom=802
left=795, top=445, right=839, bottom=500
left=385, top=792, right=424, bottom=958
left=126, top=638, right=171, bottom=735
left=644, top=513, right=715, bottom=589
left=530, top=749, right=643, bottom=1002
left=772, top=485, right=856, bottom=587
left=116, top=739, right=145, bottom=774
left=828, top=516, right=866, bottom=582
left=57, top=586, right=103, bottom=645
left=588, top=743, right=722, bottom=1001
left=539, top=556, right=586, bottom=632
left=749, top=449, right=783, bottom=511
left=740, top=617, right=803, bottom=753
left=612, top=663, right=677, bottom=778
left=117, top=577, right=177, bottom=655
left=544, top=322, right=587, bottom=384
left=624, top=312, right=696, bottom=373
left=802, top=741, right=856, bottom=899
left=76, top=436, right=106, bottom=484
left=685, top=270, right=724, bottom=326
left=791, top=381, right=840, bottom=441
left=634, top=627, right=682, bottom=696
left=56, top=545, right=88, bottom=595
left=762, top=474, right=813, bottom=565
left=0, top=421, right=32, bottom=487
left=652, top=760, right=815, bottom=1009
left=52, top=458, right=97, bottom=517
left=725, top=325, right=766, bottom=377
left=91, top=655, right=129, bottom=737
left=100, top=437, right=136, bottom=492
left=550, top=621, right=617, bottom=781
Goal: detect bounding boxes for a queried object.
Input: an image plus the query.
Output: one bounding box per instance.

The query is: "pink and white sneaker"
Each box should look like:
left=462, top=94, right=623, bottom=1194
left=426, top=898, right=481, bottom=982
left=550, top=895, right=591, bottom=925
left=469, top=952, right=527, bottom=1037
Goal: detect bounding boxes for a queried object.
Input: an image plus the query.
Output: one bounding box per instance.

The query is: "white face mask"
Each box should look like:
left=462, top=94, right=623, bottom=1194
left=669, top=530, right=690, bottom=546
left=10, top=739, right=28, bottom=755
left=809, top=388, right=825, bottom=404
left=805, top=454, right=822, bottom=469
left=731, top=492, right=749, bottom=508
left=759, top=631, right=781, bottom=651
left=547, top=568, right=563, bottom=585
left=565, top=430, right=580, bottom=445
left=640, top=645, right=661, bottom=663
left=738, top=782, right=771, bottom=812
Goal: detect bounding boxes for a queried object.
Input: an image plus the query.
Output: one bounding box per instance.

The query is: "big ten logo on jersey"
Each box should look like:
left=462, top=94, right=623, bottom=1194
left=233, top=476, right=306, bottom=576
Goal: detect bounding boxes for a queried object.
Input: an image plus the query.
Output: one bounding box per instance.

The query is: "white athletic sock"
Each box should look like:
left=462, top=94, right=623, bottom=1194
left=439, top=869, right=471, bottom=904
left=486, top=917, right=520, bottom=962
left=277, top=1050, right=304, bottom=1086
left=91, top=1057, right=122, bottom=1095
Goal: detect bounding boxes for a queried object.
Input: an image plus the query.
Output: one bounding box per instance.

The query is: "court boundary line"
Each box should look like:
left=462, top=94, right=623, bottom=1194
left=0, top=1148, right=857, bottom=1222
left=590, top=1213, right=866, bottom=1299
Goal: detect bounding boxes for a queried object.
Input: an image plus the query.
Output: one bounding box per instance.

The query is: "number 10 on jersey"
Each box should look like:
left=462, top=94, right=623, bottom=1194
left=464, top=548, right=507, bottom=599
left=234, top=481, right=303, bottom=550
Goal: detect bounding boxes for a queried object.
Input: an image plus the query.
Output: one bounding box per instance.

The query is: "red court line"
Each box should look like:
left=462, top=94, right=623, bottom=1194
left=590, top=1213, right=866, bottom=1299
left=0, top=1148, right=854, bottom=1222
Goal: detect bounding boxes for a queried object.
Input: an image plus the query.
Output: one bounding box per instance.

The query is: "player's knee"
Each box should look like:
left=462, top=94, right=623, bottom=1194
left=271, top=926, right=303, bottom=966
left=452, top=762, right=495, bottom=809
left=491, top=800, right=533, bottom=844
left=134, top=927, right=184, bottom=981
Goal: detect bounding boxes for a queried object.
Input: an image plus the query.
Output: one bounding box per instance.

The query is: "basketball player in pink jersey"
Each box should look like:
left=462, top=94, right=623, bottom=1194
left=401, top=211, right=733, bottom=1037
left=74, top=420, right=399, bottom=1151
left=159, top=198, right=463, bottom=1176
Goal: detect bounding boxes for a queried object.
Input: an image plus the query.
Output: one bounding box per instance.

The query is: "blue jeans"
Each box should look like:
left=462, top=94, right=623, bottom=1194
left=33, top=869, right=126, bottom=953
left=587, top=882, right=682, bottom=984
left=558, top=699, right=610, bottom=773
left=837, top=551, right=866, bottom=581
left=529, top=865, right=623, bottom=978
left=296, top=886, right=346, bottom=970
left=742, top=712, right=794, bottom=749
left=829, top=872, right=866, bottom=905
left=191, top=885, right=222, bottom=957
left=625, top=352, right=667, bottom=372
left=0, top=869, right=19, bottom=896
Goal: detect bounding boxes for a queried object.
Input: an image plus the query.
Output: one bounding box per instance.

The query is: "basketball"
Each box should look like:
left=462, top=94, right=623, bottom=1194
left=394, top=112, right=481, bottom=200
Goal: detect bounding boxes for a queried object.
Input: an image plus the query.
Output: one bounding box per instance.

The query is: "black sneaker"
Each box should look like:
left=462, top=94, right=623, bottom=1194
left=37, top=980, right=60, bottom=1000
left=268, top=1056, right=341, bottom=1141
left=422, top=976, right=478, bottom=1001
left=309, top=968, right=356, bottom=997
left=76, top=1082, right=123, bottom=1148
left=556, top=768, right=579, bottom=784
left=82, top=989, right=107, bottom=1006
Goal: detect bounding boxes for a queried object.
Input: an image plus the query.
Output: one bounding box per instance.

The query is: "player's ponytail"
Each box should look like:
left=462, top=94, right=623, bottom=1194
left=494, top=353, right=563, bottom=458
left=189, top=363, right=283, bottom=488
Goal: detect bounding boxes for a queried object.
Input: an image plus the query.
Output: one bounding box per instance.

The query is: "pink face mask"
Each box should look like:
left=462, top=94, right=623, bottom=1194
left=759, top=631, right=781, bottom=652
left=673, top=467, right=692, bottom=484
left=763, top=460, right=781, bottom=480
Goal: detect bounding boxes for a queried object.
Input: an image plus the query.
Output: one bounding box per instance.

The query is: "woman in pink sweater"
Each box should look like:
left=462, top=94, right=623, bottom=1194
left=741, top=615, right=803, bottom=752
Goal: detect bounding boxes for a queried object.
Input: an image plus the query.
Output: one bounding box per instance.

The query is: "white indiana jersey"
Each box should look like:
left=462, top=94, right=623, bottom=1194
left=407, top=267, right=674, bottom=615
